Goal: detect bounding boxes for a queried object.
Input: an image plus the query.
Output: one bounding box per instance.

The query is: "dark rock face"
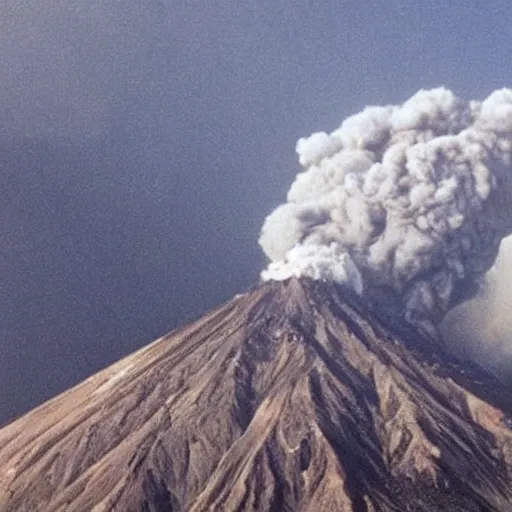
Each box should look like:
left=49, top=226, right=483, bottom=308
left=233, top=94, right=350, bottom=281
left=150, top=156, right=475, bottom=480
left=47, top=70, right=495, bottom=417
left=1, top=278, right=512, bottom=511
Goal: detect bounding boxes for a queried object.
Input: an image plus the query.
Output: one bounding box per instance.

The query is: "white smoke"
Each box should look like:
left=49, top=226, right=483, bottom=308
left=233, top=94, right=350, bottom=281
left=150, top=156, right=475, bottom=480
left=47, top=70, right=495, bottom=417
left=261, top=243, right=363, bottom=294
left=259, top=88, right=512, bottom=329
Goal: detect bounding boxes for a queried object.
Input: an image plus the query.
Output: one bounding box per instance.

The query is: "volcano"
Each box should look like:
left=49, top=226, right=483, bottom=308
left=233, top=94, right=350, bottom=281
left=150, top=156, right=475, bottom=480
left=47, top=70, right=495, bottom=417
left=1, top=278, right=512, bottom=511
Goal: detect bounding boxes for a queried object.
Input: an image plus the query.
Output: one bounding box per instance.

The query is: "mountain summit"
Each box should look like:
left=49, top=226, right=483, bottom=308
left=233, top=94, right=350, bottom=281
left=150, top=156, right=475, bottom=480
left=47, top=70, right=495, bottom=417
left=1, top=278, right=512, bottom=511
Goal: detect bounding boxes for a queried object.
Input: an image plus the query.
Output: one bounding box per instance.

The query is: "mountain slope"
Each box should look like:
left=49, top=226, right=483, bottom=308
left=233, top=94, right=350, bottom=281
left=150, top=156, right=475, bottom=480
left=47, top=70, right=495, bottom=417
left=1, top=278, right=512, bottom=511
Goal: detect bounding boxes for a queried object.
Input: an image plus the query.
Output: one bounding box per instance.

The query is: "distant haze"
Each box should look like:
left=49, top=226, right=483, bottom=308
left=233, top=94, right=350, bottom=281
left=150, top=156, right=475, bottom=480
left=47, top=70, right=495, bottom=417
left=441, top=237, right=512, bottom=382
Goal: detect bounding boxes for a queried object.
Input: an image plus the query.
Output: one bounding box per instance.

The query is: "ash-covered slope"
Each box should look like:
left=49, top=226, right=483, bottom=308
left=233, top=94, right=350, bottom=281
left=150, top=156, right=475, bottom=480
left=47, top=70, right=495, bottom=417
left=2, top=278, right=512, bottom=511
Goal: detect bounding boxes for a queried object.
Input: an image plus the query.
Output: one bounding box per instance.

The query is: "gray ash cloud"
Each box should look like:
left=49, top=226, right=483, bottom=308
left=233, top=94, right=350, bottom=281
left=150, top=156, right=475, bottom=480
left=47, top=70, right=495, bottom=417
left=259, top=88, right=512, bottom=333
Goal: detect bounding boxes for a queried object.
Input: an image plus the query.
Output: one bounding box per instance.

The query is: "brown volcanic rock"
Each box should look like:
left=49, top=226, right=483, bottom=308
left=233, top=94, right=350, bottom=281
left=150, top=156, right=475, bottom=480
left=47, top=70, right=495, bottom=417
left=2, top=278, right=512, bottom=511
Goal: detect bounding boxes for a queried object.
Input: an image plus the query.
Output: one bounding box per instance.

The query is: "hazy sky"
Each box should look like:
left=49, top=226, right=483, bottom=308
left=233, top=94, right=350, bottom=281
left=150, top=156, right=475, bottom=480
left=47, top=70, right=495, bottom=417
left=2, top=0, right=512, bottom=425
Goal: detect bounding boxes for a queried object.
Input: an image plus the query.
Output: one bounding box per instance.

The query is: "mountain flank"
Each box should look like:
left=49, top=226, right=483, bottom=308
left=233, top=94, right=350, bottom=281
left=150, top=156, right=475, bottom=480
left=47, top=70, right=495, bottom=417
left=1, top=278, right=512, bottom=511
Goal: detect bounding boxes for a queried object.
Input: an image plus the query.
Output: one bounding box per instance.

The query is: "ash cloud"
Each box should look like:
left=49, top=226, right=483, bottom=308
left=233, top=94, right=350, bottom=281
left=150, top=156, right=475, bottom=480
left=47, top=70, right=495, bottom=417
left=259, top=88, right=512, bottom=333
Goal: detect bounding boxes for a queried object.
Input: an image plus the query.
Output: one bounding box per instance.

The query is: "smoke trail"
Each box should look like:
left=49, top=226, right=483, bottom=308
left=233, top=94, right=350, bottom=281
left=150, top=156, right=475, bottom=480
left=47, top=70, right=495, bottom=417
left=259, top=88, right=512, bottom=332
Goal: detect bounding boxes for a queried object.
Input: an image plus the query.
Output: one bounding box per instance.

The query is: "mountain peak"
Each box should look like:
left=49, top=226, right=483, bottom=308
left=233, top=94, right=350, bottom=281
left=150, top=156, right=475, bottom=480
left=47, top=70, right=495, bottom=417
left=1, top=280, right=512, bottom=511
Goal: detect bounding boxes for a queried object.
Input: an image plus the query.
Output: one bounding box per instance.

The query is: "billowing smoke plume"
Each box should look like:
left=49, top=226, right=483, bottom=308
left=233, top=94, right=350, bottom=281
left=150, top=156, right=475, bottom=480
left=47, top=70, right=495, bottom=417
left=259, top=88, right=512, bottom=331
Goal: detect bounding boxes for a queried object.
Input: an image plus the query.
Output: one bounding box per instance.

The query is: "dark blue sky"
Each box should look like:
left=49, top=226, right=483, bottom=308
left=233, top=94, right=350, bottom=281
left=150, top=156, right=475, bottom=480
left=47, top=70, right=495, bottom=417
left=1, top=0, right=512, bottom=425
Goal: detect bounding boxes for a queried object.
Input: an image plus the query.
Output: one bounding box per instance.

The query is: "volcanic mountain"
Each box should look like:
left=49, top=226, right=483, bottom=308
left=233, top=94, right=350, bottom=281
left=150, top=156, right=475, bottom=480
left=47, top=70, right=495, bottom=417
left=2, top=278, right=512, bottom=511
